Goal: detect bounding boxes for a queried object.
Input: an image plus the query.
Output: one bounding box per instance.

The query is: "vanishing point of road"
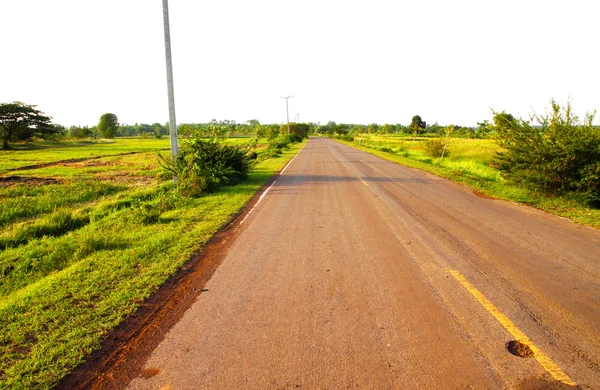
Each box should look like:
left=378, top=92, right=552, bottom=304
left=125, top=138, right=600, bottom=389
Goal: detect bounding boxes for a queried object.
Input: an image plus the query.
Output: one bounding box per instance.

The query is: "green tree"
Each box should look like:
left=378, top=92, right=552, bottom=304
left=0, top=102, right=54, bottom=149
left=409, top=115, right=426, bottom=135
left=98, top=113, right=119, bottom=138
left=409, top=115, right=426, bottom=150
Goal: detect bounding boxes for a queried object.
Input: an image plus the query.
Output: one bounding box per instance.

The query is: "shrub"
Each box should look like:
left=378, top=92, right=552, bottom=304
left=161, top=137, right=254, bottom=197
left=491, top=101, right=600, bottom=205
left=424, top=138, right=446, bottom=157
left=268, top=135, right=292, bottom=150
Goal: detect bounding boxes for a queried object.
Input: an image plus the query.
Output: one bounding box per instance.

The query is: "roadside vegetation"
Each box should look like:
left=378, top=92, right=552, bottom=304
left=0, top=127, right=306, bottom=388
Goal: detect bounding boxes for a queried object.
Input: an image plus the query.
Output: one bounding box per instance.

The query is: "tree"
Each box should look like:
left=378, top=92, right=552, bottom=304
left=409, top=115, right=426, bottom=151
left=409, top=115, right=426, bottom=135
left=98, top=113, right=119, bottom=138
left=0, top=102, right=54, bottom=149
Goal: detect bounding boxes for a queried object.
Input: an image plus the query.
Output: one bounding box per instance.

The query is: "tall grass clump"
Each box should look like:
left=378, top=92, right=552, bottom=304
left=491, top=101, right=600, bottom=206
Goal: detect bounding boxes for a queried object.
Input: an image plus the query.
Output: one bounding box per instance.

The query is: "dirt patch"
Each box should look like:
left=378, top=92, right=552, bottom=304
left=506, top=340, right=535, bottom=358
left=473, top=190, right=496, bottom=200
left=0, top=176, right=63, bottom=188
left=56, top=172, right=281, bottom=390
left=96, top=172, right=156, bottom=186
left=67, top=160, right=116, bottom=168
left=6, top=152, right=139, bottom=172
left=140, top=368, right=160, bottom=378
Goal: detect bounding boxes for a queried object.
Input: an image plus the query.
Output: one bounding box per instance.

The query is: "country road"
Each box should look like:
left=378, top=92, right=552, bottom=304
left=125, top=137, right=600, bottom=389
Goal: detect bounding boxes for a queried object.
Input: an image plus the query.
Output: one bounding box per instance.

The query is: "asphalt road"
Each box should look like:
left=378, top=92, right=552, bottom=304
left=128, top=138, right=600, bottom=389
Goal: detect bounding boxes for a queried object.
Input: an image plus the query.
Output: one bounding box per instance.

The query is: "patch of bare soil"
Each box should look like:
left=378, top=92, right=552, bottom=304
left=0, top=176, right=63, bottom=188
left=473, top=190, right=496, bottom=200
left=96, top=172, right=156, bottom=186
left=7, top=152, right=138, bottom=172
left=67, top=160, right=116, bottom=168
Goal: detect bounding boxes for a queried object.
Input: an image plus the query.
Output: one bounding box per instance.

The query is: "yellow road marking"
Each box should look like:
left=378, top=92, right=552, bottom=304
left=449, top=270, right=576, bottom=386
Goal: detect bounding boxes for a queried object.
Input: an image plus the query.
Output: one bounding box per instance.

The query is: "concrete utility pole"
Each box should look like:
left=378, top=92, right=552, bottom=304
left=281, top=96, right=293, bottom=134
left=162, top=0, right=178, bottom=182
left=296, top=113, right=300, bottom=123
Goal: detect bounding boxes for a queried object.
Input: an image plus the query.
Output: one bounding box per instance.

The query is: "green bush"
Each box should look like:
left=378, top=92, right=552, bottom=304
left=161, top=137, right=254, bottom=197
left=491, top=101, right=600, bottom=205
left=424, top=138, right=446, bottom=157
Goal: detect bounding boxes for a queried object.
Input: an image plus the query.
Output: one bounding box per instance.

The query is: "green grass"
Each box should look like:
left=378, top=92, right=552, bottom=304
left=0, top=138, right=303, bottom=389
left=342, top=134, right=600, bottom=229
left=0, top=137, right=266, bottom=173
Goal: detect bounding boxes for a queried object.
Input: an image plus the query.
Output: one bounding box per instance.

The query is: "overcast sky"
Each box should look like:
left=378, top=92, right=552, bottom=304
left=1, top=0, right=598, bottom=127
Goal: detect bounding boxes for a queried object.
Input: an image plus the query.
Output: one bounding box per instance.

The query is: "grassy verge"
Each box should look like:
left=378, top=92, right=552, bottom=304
left=0, top=140, right=304, bottom=389
left=338, top=137, right=600, bottom=229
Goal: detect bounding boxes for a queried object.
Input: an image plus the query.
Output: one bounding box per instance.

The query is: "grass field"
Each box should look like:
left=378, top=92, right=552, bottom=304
left=345, top=134, right=600, bottom=229
left=0, top=137, right=301, bottom=388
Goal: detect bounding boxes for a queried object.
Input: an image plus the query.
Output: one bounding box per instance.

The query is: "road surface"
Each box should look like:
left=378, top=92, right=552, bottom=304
left=127, top=138, right=600, bottom=389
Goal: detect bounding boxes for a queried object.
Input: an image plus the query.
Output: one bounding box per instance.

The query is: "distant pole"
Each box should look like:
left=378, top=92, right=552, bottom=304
left=162, top=0, right=178, bottom=182
left=281, top=96, right=293, bottom=134
left=296, top=113, right=300, bottom=123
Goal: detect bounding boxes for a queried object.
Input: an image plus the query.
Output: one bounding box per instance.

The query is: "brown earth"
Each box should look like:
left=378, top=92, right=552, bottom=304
left=0, top=176, right=62, bottom=187
left=64, top=138, right=600, bottom=389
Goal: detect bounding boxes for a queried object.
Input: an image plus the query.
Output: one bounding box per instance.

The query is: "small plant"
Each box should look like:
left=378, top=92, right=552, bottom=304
left=424, top=138, right=446, bottom=157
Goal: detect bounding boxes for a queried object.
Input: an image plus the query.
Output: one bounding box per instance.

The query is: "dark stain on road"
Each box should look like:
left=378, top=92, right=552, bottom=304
left=507, top=340, right=535, bottom=358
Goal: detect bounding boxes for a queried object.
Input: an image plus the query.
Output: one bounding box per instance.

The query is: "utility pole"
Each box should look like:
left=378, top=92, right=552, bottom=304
left=281, top=96, right=293, bottom=134
left=296, top=113, right=300, bottom=123
left=162, top=0, right=178, bottom=183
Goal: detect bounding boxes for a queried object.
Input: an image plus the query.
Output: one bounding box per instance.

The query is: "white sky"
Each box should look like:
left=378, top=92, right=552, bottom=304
left=1, top=0, right=598, bottom=127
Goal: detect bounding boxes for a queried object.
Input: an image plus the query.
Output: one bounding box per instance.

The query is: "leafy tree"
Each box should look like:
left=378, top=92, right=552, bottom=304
left=98, top=113, right=119, bottom=138
left=0, top=102, right=54, bottom=149
left=69, top=125, right=94, bottom=139
left=409, top=115, right=426, bottom=135
left=408, top=115, right=426, bottom=150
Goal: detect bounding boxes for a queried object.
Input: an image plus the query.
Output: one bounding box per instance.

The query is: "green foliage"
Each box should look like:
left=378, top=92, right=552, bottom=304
left=491, top=101, right=600, bottom=205
left=68, top=125, right=95, bottom=139
left=98, top=113, right=119, bottom=138
left=424, top=137, right=446, bottom=157
left=279, top=122, right=308, bottom=139
left=0, top=101, right=55, bottom=149
left=409, top=115, right=426, bottom=135
left=161, top=137, right=254, bottom=196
